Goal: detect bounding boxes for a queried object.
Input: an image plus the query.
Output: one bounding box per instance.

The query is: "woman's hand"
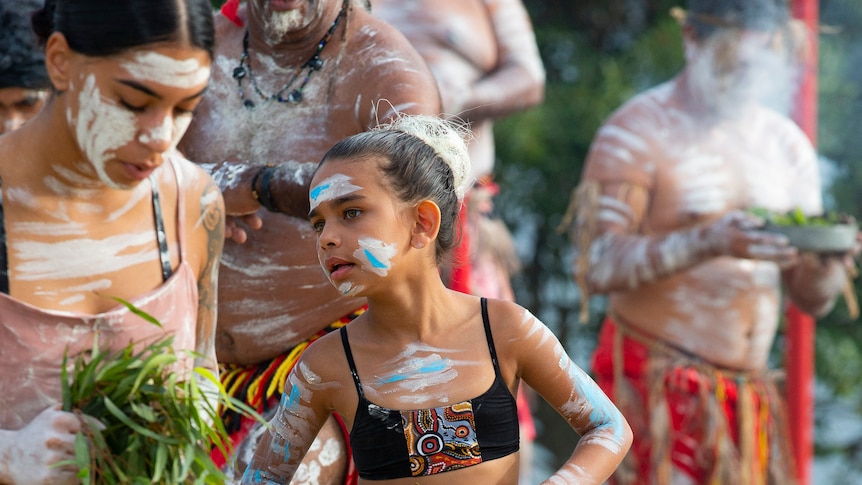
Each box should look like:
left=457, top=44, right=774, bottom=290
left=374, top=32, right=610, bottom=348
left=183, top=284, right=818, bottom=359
left=0, top=405, right=80, bottom=485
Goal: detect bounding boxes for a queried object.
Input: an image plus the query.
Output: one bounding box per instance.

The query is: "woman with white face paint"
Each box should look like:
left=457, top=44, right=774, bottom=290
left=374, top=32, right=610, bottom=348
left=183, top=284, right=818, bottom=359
left=0, top=0, right=223, bottom=483
left=242, top=114, right=632, bottom=484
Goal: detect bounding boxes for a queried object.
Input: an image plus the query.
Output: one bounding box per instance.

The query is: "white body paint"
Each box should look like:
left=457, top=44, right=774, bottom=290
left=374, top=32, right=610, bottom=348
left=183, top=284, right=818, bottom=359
left=578, top=46, right=821, bottom=371
left=353, top=238, right=397, bottom=277
left=364, top=343, right=486, bottom=405
left=309, top=173, right=361, bottom=211
left=121, top=52, right=211, bottom=89
left=70, top=75, right=138, bottom=189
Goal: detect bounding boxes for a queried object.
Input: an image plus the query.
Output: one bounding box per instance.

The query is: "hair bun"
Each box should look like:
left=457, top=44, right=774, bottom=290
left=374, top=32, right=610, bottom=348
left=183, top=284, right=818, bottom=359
left=30, top=0, right=56, bottom=45
left=381, top=114, right=474, bottom=201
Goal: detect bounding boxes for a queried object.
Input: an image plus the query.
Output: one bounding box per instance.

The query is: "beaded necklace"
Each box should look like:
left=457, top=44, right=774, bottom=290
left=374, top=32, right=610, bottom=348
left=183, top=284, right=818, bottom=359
left=233, top=0, right=349, bottom=109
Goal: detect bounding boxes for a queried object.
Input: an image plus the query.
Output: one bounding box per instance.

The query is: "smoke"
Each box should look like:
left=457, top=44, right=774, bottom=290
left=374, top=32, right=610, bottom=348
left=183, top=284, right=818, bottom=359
left=685, top=29, right=801, bottom=121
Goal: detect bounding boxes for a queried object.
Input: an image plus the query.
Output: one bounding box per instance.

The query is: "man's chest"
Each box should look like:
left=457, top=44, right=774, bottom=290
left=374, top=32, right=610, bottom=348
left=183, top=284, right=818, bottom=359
left=646, top=136, right=802, bottom=230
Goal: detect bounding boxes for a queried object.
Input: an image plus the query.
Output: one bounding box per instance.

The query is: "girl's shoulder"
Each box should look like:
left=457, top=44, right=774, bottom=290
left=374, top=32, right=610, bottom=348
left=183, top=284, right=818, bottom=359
left=482, top=297, right=546, bottom=342
left=293, top=327, right=353, bottom=382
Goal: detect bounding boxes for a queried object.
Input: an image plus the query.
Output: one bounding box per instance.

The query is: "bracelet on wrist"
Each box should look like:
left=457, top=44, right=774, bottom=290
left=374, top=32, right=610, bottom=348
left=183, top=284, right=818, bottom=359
left=251, top=164, right=278, bottom=213
left=251, top=164, right=281, bottom=213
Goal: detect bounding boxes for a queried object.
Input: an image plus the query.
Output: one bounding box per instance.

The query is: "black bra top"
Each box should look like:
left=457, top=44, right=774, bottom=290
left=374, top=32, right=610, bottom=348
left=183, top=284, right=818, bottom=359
left=0, top=174, right=172, bottom=294
left=340, top=297, right=520, bottom=480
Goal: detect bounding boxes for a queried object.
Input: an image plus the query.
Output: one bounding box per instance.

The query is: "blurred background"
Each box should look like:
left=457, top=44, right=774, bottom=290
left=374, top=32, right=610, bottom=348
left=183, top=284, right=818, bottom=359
left=491, top=0, right=862, bottom=482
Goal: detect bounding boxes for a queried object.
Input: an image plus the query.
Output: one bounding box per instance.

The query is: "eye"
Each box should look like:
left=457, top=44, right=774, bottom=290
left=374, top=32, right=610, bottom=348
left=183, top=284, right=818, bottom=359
left=174, top=107, right=194, bottom=117
left=311, top=219, right=325, bottom=233
left=120, top=99, right=147, bottom=113
left=344, top=208, right=361, bottom=220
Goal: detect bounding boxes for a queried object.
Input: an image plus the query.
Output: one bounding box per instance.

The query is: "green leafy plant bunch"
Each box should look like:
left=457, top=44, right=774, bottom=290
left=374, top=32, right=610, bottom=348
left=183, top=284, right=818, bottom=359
left=748, top=207, right=855, bottom=227
left=60, top=301, right=261, bottom=484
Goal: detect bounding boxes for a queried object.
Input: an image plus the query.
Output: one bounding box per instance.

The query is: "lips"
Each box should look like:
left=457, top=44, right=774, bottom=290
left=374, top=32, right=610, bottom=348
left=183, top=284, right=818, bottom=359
left=122, top=162, right=156, bottom=181
left=325, top=257, right=355, bottom=280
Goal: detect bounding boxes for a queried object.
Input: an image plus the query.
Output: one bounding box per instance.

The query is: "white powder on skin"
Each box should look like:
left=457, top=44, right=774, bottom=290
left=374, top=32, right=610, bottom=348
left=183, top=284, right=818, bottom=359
left=354, top=238, right=397, bottom=277
left=336, top=282, right=364, bottom=296
left=71, top=74, right=137, bottom=189
left=309, top=174, right=361, bottom=211
left=368, top=343, right=484, bottom=405
left=121, top=52, right=211, bottom=89
left=10, top=230, right=155, bottom=281
left=556, top=345, right=628, bottom=454
left=545, top=464, right=594, bottom=485
left=202, top=162, right=246, bottom=191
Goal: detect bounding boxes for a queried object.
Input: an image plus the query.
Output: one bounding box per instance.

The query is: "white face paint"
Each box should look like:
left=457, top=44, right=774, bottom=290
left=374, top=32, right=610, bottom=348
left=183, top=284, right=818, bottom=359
left=309, top=173, right=362, bottom=211
left=70, top=75, right=137, bottom=189
left=685, top=31, right=798, bottom=120
left=120, top=52, right=211, bottom=89
left=250, top=0, right=321, bottom=43
left=337, top=282, right=365, bottom=296
left=353, top=238, right=397, bottom=277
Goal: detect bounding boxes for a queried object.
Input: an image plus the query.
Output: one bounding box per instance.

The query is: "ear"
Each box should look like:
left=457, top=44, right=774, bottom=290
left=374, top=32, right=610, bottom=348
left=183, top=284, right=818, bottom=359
left=411, top=200, right=441, bottom=250
left=44, top=32, right=74, bottom=92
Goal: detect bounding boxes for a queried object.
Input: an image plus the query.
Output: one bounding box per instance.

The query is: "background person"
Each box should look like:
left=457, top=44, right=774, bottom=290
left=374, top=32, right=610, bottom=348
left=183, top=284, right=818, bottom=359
left=0, top=0, right=223, bottom=483
left=243, top=114, right=632, bottom=484
left=567, top=0, right=854, bottom=483
left=0, top=0, right=51, bottom=135
left=178, top=0, right=441, bottom=480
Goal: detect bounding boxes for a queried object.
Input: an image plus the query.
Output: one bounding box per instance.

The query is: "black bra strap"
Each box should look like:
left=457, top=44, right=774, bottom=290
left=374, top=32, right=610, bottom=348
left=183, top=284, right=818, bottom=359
left=150, top=174, right=172, bottom=282
left=480, top=297, right=503, bottom=379
left=0, top=181, right=7, bottom=295
left=339, top=326, right=365, bottom=400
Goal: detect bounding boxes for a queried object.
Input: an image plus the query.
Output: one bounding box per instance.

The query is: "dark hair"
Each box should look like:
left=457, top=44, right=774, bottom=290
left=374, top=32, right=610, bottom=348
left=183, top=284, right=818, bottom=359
left=318, top=131, right=463, bottom=263
left=0, top=0, right=50, bottom=89
left=686, top=0, right=789, bottom=40
left=31, top=0, right=215, bottom=58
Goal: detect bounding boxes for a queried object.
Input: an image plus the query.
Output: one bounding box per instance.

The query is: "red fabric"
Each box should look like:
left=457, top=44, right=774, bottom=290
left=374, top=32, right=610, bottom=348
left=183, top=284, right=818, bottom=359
left=449, top=204, right=472, bottom=294
left=333, top=413, right=359, bottom=485
left=591, top=318, right=763, bottom=483
left=220, top=0, right=243, bottom=27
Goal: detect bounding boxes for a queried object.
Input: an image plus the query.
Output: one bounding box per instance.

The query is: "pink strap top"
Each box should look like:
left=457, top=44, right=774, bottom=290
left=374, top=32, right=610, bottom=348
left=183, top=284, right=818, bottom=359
left=0, top=153, right=199, bottom=430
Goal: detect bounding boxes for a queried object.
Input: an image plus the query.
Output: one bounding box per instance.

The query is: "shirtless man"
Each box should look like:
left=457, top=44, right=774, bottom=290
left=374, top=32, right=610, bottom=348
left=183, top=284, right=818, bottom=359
left=0, top=0, right=50, bottom=135
left=568, top=0, right=852, bottom=483
left=179, top=0, right=440, bottom=480
left=372, top=0, right=544, bottom=295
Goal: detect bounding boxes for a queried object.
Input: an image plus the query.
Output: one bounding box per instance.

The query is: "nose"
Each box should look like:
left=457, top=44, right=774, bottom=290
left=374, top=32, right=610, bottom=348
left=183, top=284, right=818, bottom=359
left=318, top=222, right=341, bottom=249
left=0, top=112, right=27, bottom=135
left=137, top=114, right=175, bottom=156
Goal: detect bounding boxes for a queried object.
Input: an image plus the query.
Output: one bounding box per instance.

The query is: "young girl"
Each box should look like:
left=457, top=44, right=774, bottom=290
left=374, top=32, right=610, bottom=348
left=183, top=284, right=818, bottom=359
left=0, top=1, right=222, bottom=483
left=242, top=115, right=631, bottom=484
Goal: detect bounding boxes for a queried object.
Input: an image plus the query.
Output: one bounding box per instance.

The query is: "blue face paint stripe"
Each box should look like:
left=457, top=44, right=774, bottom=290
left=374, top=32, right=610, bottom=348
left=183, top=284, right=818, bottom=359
left=363, top=249, right=388, bottom=269
left=310, top=183, right=330, bottom=201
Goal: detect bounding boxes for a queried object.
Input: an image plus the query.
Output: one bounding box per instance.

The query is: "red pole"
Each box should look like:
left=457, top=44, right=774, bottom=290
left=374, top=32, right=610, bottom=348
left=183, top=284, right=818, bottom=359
left=787, top=1, right=818, bottom=484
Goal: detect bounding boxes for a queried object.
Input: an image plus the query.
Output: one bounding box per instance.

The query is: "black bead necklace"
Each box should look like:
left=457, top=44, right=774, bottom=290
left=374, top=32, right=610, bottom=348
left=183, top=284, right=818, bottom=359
left=233, top=0, right=349, bottom=109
